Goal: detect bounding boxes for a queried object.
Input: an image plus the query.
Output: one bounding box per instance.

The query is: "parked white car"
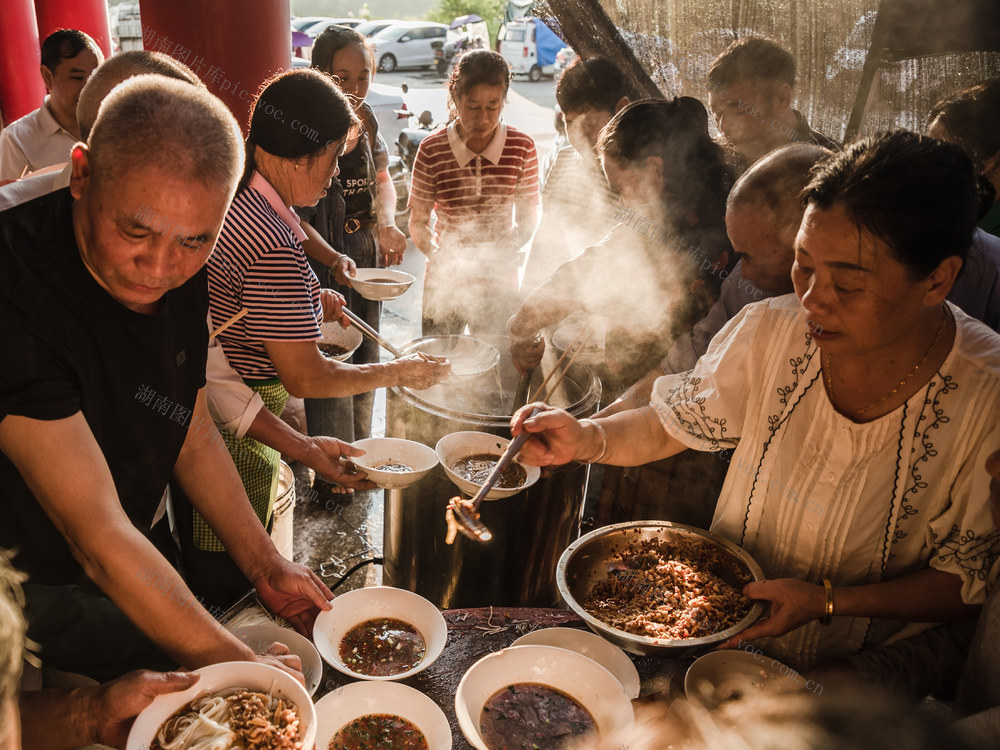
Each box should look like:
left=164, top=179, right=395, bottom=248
left=304, top=17, right=363, bottom=38
left=370, top=21, right=448, bottom=72
left=355, top=19, right=396, bottom=37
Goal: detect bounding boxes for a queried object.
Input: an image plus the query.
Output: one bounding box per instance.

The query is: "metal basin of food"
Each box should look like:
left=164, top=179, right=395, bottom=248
left=557, top=521, right=766, bottom=657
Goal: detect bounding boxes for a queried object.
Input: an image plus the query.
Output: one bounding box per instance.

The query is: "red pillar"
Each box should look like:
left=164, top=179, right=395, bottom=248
left=0, top=0, right=46, bottom=126
left=34, top=0, right=114, bottom=58
left=139, top=0, right=291, bottom=135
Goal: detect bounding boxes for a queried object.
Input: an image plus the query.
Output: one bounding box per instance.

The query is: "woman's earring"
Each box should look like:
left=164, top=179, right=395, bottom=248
left=295, top=163, right=299, bottom=171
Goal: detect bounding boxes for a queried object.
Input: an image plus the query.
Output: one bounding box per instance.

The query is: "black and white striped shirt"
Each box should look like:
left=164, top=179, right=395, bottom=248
left=208, top=173, right=322, bottom=381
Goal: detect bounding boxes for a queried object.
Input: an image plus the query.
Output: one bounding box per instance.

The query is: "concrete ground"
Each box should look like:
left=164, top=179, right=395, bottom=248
left=289, top=68, right=559, bottom=596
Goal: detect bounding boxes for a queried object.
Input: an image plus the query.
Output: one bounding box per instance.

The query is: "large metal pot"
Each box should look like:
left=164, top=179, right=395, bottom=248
left=383, top=335, right=601, bottom=609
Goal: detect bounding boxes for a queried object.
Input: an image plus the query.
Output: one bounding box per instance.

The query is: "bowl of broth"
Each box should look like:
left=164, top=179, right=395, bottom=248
left=435, top=431, right=541, bottom=501
left=511, top=627, right=641, bottom=699
left=315, top=681, right=452, bottom=750
left=455, top=645, right=634, bottom=750
left=313, top=586, right=447, bottom=681
left=350, top=268, right=415, bottom=301
left=318, top=320, right=364, bottom=362
left=351, top=437, right=438, bottom=490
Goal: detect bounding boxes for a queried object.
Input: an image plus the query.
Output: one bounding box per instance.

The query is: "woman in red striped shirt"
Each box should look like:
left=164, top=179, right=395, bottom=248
left=408, top=49, right=540, bottom=336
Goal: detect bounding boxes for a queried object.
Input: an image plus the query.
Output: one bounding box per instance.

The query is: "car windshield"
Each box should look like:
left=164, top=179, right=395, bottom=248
left=374, top=25, right=406, bottom=39
left=504, top=27, right=527, bottom=42
left=357, top=22, right=390, bottom=35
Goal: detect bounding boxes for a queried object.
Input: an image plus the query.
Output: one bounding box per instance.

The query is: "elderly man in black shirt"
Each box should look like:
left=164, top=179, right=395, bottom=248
left=0, top=75, right=330, bottom=681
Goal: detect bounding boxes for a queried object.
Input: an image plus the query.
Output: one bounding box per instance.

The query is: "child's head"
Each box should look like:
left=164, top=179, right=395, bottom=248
left=447, top=49, right=511, bottom=134
left=312, top=25, right=374, bottom=113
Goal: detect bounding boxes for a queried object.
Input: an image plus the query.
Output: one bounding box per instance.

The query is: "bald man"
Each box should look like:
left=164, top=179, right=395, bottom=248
left=0, top=50, right=200, bottom=213
left=0, top=76, right=329, bottom=682
left=594, top=143, right=830, bottom=527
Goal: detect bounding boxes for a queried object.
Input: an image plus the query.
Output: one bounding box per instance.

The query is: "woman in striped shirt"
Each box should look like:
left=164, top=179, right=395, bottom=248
left=192, top=70, right=448, bottom=605
left=409, top=49, right=540, bottom=336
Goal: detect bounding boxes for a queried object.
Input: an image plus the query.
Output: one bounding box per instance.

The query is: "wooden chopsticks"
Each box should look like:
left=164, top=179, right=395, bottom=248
left=528, top=324, right=595, bottom=403
left=341, top=306, right=405, bottom=358
left=209, top=308, right=248, bottom=340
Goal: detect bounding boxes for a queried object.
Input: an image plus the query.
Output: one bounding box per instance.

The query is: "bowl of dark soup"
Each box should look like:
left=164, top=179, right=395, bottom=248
left=455, top=645, right=633, bottom=750
left=313, top=586, right=447, bottom=681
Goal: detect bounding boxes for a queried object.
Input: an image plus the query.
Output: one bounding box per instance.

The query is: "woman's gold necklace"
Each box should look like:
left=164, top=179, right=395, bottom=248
left=824, top=307, right=948, bottom=417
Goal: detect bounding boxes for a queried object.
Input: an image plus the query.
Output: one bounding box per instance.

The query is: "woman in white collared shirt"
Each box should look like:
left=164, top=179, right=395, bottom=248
left=512, top=131, right=1000, bottom=672
left=408, top=50, right=540, bottom=336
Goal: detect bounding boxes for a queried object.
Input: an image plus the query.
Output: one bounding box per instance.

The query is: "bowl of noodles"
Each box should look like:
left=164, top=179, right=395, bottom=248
left=126, top=661, right=316, bottom=750
left=435, top=431, right=540, bottom=501
left=556, top=521, right=766, bottom=657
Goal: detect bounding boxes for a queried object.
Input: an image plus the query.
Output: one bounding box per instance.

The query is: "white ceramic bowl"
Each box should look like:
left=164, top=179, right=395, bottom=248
left=684, top=649, right=807, bottom=706
left=351, top=437, right=439, bottom=490
left=315, top=681, right=452, bottom=749
left=552, top=318, right=606, bottom=366
left=230, top=624, right=323, bottom=696
left=350, top=268, right=415, bottom=301
left=313, top=586, right=447, bottom=681
left=435, top=431, right=541, bottom=501
left=455, top=645, right=634, bottom=750
left=126, top=661, right=316, bottom=750
left=318, top=320, right=364, bottom=361
left=511, top=627, right=641, bottom=699
left=406, top=335, right=500, bottom=378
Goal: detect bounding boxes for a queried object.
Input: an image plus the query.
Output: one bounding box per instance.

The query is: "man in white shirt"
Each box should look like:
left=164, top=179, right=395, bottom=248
left=0, top=29, right=102, bottom=181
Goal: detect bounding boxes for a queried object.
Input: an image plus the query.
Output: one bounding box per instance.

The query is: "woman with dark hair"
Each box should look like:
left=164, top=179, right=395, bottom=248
left=190, top=69, right=448, bottom=606
left=509, top=97, right=734, bottom=392
left=513, top=131, right=1000, bottom=672
left=301, top=25, right=408, bottom=447
left=409, top=49, right=540, bottom=335
left=929, top=78, right=1000, bottom=236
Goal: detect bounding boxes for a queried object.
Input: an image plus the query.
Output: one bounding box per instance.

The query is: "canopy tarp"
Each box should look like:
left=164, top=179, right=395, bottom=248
left=534, top=0, right=1000, bottom=140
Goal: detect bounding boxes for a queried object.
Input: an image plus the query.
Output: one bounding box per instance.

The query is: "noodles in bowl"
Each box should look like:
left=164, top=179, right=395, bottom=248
left=126, top=662, right=316, bottom=750
left=152, top=688, right=303, bottom=749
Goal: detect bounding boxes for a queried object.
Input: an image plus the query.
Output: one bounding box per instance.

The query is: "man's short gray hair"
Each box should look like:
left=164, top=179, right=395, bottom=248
left=728, top=143, right=831, bottom=229
left=87, top=74, right=243, bottom=198
left=78, top=51, right=204, bottom=141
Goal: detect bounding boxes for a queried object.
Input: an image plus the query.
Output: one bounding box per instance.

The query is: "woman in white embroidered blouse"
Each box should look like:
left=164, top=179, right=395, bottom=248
left=513, top=131, right=1000, bottom=670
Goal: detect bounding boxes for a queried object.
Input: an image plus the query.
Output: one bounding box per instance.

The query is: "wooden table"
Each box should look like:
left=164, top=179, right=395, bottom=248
left=317, top=606, right=692, bottom=748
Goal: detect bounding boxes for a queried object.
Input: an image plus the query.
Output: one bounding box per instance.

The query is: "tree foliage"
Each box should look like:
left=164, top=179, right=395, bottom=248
left=426, top=0, right=507, bottom=45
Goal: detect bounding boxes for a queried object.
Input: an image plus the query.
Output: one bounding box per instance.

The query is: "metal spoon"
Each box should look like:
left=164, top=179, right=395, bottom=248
left=445, top=407, right=541, bottom=543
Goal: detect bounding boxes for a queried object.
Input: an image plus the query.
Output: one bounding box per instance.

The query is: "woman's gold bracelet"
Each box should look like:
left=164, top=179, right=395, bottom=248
left=820, top=578, right=834, bottom=625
